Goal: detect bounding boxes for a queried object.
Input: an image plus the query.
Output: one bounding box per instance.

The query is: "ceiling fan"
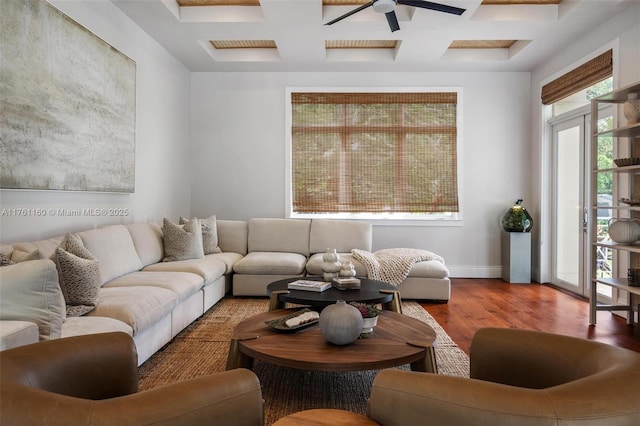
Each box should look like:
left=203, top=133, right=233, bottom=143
left=325, top=0, right=466, bottom=32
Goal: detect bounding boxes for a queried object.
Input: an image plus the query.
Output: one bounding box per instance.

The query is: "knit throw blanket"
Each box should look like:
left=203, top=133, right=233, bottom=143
left=351, top=248, right=445, bottom=286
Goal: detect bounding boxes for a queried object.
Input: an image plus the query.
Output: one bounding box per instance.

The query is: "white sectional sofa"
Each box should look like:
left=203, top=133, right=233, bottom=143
left=0, top=217, right=450, bottom=365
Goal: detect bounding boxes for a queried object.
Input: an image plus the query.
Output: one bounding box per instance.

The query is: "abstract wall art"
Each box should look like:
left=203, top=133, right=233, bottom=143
left=0, top=0, right=136, bottom=192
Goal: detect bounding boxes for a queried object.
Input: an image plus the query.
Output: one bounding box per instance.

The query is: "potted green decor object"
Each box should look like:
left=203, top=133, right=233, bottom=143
left=350, top=302, right=381, bottom=334
left=501, top=199, right=533, bottom=232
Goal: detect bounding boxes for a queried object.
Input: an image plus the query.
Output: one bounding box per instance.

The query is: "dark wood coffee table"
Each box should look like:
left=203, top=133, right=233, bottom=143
left=226, top=308, right=437, bottom=373
left=267, top=277, right=402, bottom=313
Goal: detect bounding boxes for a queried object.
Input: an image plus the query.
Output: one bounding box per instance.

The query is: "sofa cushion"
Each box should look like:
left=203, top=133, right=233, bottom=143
left=55, top=246, right=101, bottom=317
left=61, top=316, right=133, bottom=338
left=11, top=249, right=40, bottom=263
left=233, top=252, right=307, bottom=275
left=247, top=218, right=311, bottom=256
left=126, top=223, right=164, bottom=267
left=180, top=215, right=222, bottom=255
left=78, top=225, right=143, bottom=284
left=163, top=218, right=204, bottom=262
left=216, top=220, right=248, bottom=255
left=103, top=271, right=204, bottom=301
left=88, top=286, right=178, bottom=334
left=407, top=259, right=449, bottom=279
left=208, top=252, right=244, bottom=274
left=143, top=255, right=226, bottom=285
left=13, top=236, right=64, bottom=260
left=309, top=219, right=373, bottom=254
left=0, top=260, right=65, bottom=340
left=0, top=320, right=39, bottom=350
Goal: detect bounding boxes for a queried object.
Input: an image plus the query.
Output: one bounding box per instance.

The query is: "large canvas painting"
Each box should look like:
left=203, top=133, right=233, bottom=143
left=0, top=0, right=136, bottom=192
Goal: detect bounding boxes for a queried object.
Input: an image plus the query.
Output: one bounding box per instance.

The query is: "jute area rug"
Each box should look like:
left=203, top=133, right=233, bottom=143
left=138, top=298, right=470, bottom=425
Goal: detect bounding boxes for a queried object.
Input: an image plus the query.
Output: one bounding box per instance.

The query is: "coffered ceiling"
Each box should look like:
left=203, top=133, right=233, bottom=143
left=112, top=0, right=636, bottom=72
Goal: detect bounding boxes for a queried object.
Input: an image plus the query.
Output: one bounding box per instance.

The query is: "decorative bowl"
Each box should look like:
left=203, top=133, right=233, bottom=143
left=613, top=158, right=640, bottom=167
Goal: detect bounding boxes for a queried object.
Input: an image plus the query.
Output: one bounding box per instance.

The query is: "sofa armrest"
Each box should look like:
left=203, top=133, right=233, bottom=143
left=0, top=332, right=138, bottom=399
left=368, top=370, right=558, bottom=426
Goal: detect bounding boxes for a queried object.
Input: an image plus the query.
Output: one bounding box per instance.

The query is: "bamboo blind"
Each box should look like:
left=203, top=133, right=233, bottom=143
left=541, top=49, right=613, bottom=105
left=291, top=92, right=459, bottom=214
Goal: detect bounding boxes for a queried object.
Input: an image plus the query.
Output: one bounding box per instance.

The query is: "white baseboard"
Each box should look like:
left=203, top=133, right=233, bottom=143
left=447, top=265, right=502, bottom=279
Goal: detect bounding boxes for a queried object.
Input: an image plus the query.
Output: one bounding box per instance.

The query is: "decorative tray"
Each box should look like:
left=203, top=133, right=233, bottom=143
left=619, top=198, right=640, bottom=206
left=265, top=308, right=319, bottom=333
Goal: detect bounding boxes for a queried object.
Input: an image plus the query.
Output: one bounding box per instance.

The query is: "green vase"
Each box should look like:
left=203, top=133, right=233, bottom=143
left=501, top=199, right=533, bottom=232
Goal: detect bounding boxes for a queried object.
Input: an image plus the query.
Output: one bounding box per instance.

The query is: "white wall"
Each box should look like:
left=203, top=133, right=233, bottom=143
left=530, top=2, right=640, bottom=283
left=0, top=0, right=192, bottom=243
left=190, top=72, right=532, bottom=277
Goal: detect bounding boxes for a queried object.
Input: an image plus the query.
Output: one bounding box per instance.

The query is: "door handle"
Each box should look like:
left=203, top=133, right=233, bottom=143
left=583, top=207, right=588, bottom=232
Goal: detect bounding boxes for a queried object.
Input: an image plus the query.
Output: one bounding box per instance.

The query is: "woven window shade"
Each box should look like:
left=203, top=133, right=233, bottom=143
left=291, top=92, right=459, bottom=214
left=541, top=49, right=612, bottom=105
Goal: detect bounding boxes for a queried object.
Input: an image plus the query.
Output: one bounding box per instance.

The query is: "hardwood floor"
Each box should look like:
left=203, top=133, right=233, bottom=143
left=420, top=278, right=640, bottom=355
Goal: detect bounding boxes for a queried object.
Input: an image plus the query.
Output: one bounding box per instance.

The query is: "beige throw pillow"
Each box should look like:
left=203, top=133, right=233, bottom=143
left=163, top=217, right=204, bottom=262
left=180, top=215, right=222, bottom=255
left=52, top=233, right=101, bottom=317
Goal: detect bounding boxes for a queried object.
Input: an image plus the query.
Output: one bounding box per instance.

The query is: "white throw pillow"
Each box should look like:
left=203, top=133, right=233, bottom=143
left=162, top=217, right=204, bottom=262
left=0, top=260, right=66, bottom=340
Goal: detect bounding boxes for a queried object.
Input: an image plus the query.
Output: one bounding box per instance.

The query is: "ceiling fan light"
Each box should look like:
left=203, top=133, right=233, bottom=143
left=372, top=0, right=396, bottom=14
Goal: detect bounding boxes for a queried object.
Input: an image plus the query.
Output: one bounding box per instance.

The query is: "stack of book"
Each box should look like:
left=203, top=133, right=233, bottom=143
left=332, top=277, right=361, bottom=290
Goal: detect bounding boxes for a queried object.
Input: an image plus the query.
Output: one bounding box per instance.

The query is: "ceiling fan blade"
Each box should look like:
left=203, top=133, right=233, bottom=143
left=397, top=0, right=466, bottom=16
left=325, top=1, right=375, bottom=26
left=385, top=11, right=400, bottom=32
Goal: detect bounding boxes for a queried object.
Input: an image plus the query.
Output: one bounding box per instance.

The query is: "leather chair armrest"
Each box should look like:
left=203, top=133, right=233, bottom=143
left=368, top=370, right=558, bottom=426
left=2, top=369, right=263, bottom=426
left=0, top=332, right=138, bottom=399
left=469, top=327, right=612, bottom=388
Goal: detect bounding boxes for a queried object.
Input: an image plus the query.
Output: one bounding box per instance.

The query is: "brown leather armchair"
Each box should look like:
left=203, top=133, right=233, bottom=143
left=0, top=332, right=264, bottom=426
left=368, top=327, right=640, bottom=426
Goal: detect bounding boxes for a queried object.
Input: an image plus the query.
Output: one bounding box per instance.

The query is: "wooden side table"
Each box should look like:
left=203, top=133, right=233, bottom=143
left=273, top=409, right=379, bottom=425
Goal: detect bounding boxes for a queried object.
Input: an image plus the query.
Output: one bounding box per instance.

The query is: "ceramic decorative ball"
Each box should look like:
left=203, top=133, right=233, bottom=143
left=319, top=300, right=363, bottom=345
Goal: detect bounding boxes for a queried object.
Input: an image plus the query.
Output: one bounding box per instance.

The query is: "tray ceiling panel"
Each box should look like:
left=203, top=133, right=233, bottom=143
left=112, top=0, right=636, bottom=72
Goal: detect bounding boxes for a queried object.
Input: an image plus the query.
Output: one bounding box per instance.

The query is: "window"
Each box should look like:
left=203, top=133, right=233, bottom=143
left=287, top=89, right=461, bottom=222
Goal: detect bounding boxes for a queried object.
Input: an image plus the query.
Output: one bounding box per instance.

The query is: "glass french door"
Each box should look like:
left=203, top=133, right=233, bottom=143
left=552, top=115, right=587, bottom=295
left=551, top=107, right=613, bottom=297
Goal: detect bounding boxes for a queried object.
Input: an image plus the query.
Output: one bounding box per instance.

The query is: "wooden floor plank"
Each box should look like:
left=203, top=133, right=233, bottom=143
left=420, top=278, right=640, bottom=355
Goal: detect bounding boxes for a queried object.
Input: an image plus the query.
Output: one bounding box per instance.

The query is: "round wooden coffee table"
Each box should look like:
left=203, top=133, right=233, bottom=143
left=273, top=409, right=379, bottom=426
left=226, top=308, right=437, bottom=373
left=267, top=277, right=402, bottom=313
